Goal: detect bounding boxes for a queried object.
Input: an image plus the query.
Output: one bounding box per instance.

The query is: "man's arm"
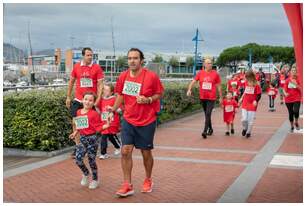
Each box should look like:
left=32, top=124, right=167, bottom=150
left=109, top=94, right=124, bottom=112
left=95, top=79, right=104, bottom=106
left=66, top=78, right=76, bottom=109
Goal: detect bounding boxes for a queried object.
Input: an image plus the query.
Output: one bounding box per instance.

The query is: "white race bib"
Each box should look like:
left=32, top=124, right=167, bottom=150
left=288, top=82, right=297, bottom=89
left=202, top=82, right=212, bottom=90
left=122, top=81, right=142, bottom=96
left=281, top=80, right=285, bottom=84
left=244, top=86, right=255, bottom=94
left=225, top=105, right=234, bottom=112
left=268, top=91, right=275, bottom=96
left=101, top=112, right=109, bottom=121
left=233, top=91, right=237, bottom=96
left=74, top=116, right=89, bottom=129
left=80, top=78, right=93, bottom=88
left=231, top=81, right=237, bottom=86
left=241, top=80, right=245, bottom=83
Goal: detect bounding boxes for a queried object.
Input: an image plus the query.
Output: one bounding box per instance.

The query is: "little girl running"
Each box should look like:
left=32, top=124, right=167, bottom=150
left=222, top=92, right=238, bottom=136
left=98, top=83, right=122, bottom=159
left=239, top=70, right=262, bottom=138
left=69, top=92, right=110, bottom=189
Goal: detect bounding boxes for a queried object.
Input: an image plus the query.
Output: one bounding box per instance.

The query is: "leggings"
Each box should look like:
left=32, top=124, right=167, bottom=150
left=241, top=109, right=256, bottom=134
left=269, top=96, right=275, bottom=109
left=75, top=134, right=98, bottom=180
left=100, top=134, right=121, bottom=155
left=285, top=102, right=301, bottom=122
left=201, top=100, right=215, bottom=133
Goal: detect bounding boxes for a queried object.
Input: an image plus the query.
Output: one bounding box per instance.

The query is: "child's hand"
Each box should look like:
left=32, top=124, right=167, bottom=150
left=253, top=101, right=257, bottom=106
left=69, top=131, right=78, bottom=139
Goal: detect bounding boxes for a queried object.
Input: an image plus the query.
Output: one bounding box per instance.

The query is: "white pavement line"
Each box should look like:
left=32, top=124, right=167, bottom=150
left=4, top=153, right=70, bottom=179
left=163, top=127, right=275, bottom=134
left=133, top=155, right=249, bottom=166
left=154, top=145, right=258, bottom=154
left=270, top=154, right=303, bottom=168
left=217, top=121, right=290, bottom=203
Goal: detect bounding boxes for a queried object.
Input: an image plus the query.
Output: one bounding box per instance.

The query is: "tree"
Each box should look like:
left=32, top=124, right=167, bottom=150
left=186, top=56, right=194, bottom=68
left=216, top=43, right=295, bottom=67
left=116, top=56, right=128, bottom=69
left=169, top=56, right=179, bottom=67
left=152, top=55, right=163, bottom=63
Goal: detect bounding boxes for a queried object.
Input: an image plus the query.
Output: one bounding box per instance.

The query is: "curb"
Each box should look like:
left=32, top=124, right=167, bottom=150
left=3, top=146, right=75, bottom=157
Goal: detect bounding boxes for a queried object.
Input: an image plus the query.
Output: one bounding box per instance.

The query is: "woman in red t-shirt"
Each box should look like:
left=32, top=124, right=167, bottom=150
left=283, top=66, right=302, bottom=132
left=221, top=92, right=238, bottom=136
left=98, top=83, right=122, bottom=159
left=238, top=70, right=262, bottom=138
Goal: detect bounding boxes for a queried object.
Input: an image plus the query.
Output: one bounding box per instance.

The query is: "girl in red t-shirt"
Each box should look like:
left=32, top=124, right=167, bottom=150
left=98, top=83, right=122, bottom=159
left=283, top=67, right=302, bottom=132
left=222, top=92, right=238, bottom=136
left=69, top=92, right=110, bottom=189
left=239, top=70, right=262, bottom=138
left=267, top=82, right=278, bottom=112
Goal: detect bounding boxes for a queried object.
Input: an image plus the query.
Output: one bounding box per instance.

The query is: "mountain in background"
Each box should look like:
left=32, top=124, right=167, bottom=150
left=3, top=43, right=27, bottom=63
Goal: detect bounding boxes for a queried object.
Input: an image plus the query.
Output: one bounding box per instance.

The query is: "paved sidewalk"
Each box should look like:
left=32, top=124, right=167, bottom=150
left=3, top=95, right=303, bottom=203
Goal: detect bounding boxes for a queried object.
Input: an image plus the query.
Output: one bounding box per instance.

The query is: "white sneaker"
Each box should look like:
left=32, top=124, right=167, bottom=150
left=114, top=149, right=121, bottom=156
left=80, top=175, right=89, bottom=186
left=89, top=180, right=99, bottom=189
left=99, top=154, right=109, bottom=159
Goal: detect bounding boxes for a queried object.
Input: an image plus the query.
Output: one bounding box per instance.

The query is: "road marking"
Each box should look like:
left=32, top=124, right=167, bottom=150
left=270, top=154, right=303, bottom=168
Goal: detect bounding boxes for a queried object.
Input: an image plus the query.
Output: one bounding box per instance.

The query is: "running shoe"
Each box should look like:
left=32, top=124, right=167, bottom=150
left=116, top=181, right=134, bottom=197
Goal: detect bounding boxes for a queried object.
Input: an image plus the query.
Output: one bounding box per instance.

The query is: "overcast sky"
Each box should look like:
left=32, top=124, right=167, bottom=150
left=4, top=3, right=293, bottom=56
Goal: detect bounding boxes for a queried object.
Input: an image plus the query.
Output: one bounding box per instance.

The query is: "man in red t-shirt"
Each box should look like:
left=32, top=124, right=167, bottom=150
left=66, top=47, right=104, bottom=157
left=108, top=48, right=164, bottom=197
left=187, top=58, right=222, bottom=138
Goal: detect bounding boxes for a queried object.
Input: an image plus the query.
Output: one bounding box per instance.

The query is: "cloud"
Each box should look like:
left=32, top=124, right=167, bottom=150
left=4, top=3, right=292, bottom=56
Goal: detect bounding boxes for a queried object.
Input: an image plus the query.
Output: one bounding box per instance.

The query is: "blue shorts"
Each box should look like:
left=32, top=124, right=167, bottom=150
left=121, top=119, right=156, bottom=150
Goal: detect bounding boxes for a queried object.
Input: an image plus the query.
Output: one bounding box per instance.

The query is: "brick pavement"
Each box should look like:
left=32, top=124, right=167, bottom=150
left=3, top=95, right=303, bottom=203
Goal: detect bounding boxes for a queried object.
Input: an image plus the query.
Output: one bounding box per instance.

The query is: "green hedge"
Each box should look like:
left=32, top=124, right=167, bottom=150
left=4, top=89, right=74, bottom=151
left=4, top=82, right=227, bottom=151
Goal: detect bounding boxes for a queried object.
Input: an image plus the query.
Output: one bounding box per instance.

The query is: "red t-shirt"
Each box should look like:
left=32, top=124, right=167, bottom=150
left=98, top=96, right=121, bottom=134
left=222, top=99, right=238, bottom=124
left=239, top=73, right=246, bottom=88
left=75, top=109, right=103, bottom=136
left=115, top=68, right=164, bottom=126
left=241, top=81, right=262, bottom=111
left=71, top=62, right=104, bottom=101
left=194, top=69, right=221, bottom=100
left=227, top=79, right=240, bottom=92
left=267, top=87, right=278, bottom=99
left=284, top=78, right=302, bottom=103
left=279, top=74, right=286, bottom=88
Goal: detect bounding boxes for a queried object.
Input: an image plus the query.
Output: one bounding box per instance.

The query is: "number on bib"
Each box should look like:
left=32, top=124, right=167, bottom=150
left=80, top=78, right=93, bottom=88
left=268, top=91, right=275, bottom=96
left=225, top=105, right=234, bottom=112
left=74, top=116, right=89, bottom=129
left=122, top=81, right=142, bottom=96
left=244, top=86, right=255, bottom=94
left=202, top=82, right=212, bottom=90
left=288, top=82, right=297, bottom=89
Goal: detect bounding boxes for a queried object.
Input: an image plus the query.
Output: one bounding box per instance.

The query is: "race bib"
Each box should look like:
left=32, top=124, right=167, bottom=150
left=101, top=112, right=109, bottom=121
left=122, top=81, right=142, bottom=96
left=244, top=86, right=255, bottom=94
left=241, top=80, right=245, bottom=83
left=202, top=82, right=212, bottom=90
left=231, top=81, right=237, bottom=86
left=80, top=78, right=93, bottom=88
left=101, top=112, right=114, bottom=121
left=233, top=91, right=237, bottom=96
left=281, top=80, right=285, bottom=84
left=288, top=82, right=297, bottom=89
left=268, top=91, right=275, bottom=96
left=225, top=105, right=234, bottom=112
left=74, top=116, right=89, bottom=129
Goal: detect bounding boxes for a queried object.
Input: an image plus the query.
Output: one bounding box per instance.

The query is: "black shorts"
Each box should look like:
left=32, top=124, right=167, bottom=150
left=70, top=100, right=83, bottom=117
left=121, top=119, right=156, bottom=150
